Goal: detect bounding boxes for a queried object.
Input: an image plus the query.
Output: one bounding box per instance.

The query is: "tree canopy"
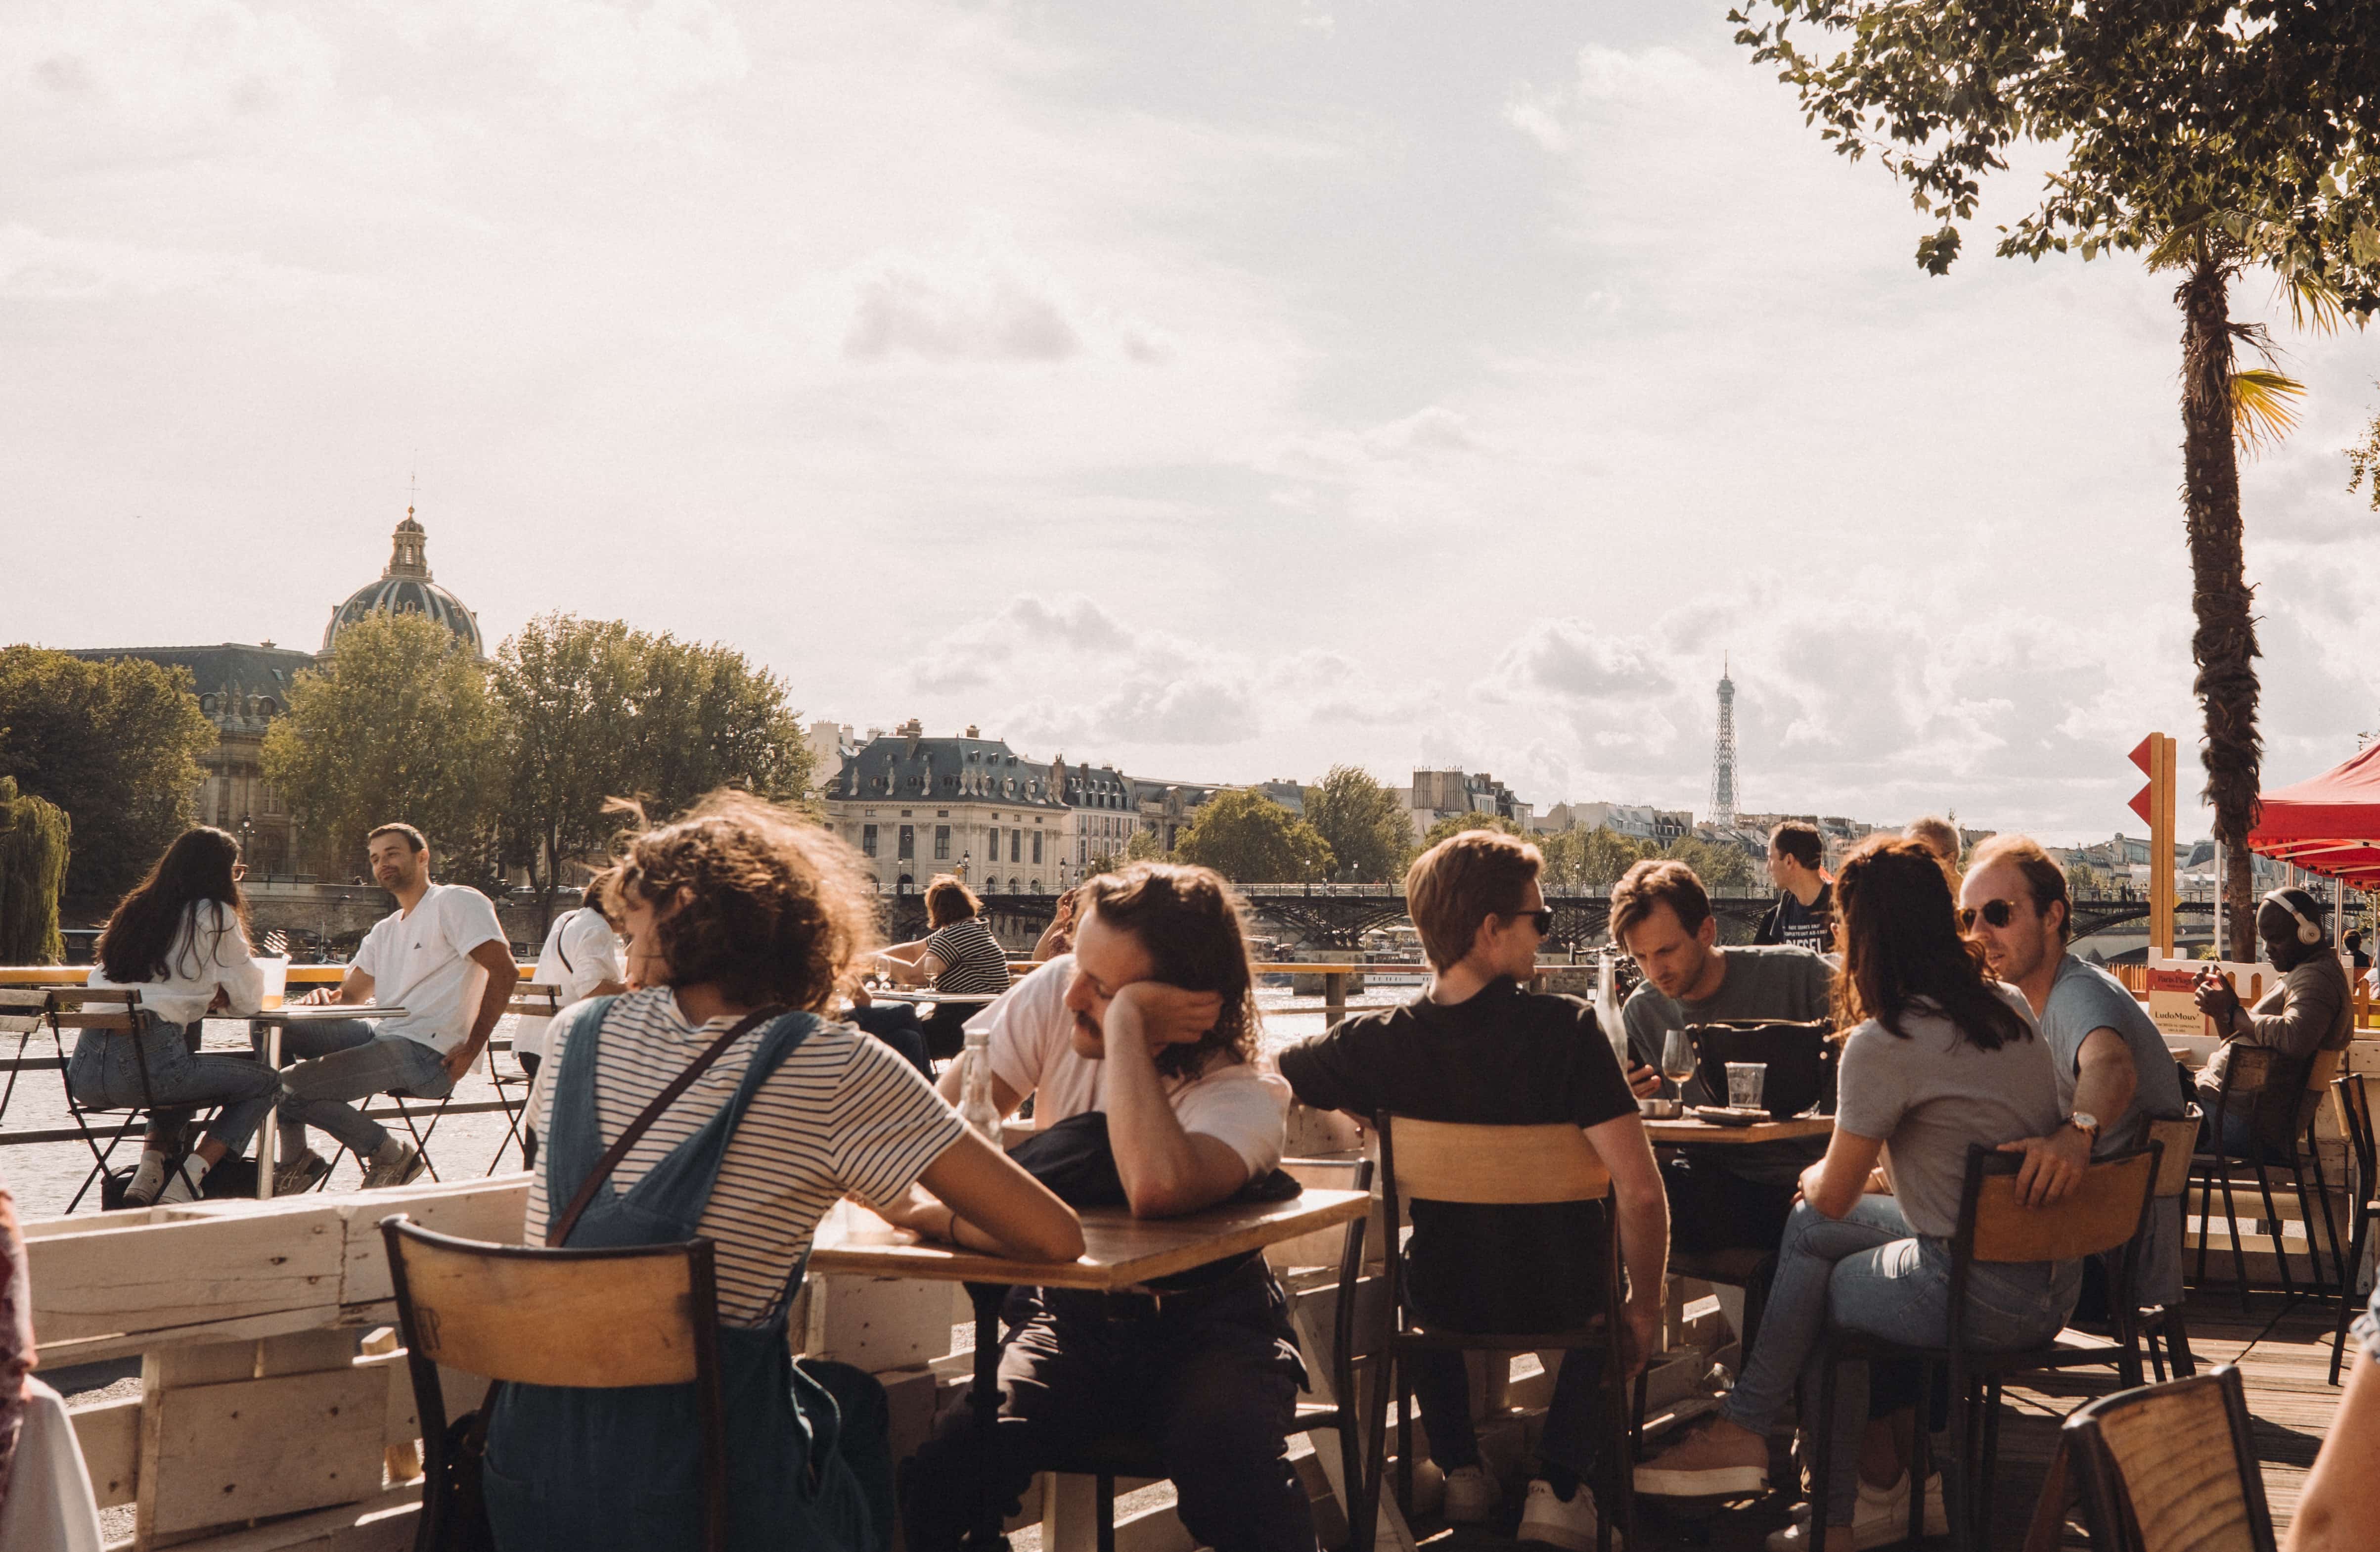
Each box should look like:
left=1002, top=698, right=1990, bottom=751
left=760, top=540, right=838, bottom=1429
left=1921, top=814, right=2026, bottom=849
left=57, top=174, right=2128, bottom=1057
left=263, top=612, right=508, bottom=887
left=1174, top=788, right=1335, bottom=882
left=0, top=776, right=69, bottom=963
left=1302, top=766, right=1414, bottom=882
left=0, top=646, right=215, bottom=901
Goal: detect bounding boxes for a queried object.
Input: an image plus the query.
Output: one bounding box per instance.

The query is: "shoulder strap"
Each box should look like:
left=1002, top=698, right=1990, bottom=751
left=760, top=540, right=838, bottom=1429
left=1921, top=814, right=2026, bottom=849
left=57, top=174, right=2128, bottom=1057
left=547, top=1001, right=789, bottom=1248
left=553, top=909, right=578, bottom=974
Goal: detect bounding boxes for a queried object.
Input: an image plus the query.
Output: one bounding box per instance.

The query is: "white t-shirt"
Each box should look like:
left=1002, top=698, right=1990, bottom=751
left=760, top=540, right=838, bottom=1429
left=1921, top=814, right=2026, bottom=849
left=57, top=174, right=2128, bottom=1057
left=350, top=883, right=509, bottom=1054
left=86, top=901, right=264, bottom=1026
left=964, top=954, right=1289, bottom=1180
left=516, top=908, right=625, bottom=1061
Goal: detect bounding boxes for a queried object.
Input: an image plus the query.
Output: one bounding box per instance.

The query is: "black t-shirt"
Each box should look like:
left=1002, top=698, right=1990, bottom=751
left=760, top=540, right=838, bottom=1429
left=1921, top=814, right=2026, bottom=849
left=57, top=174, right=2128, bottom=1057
left=1277, top=977, right=1636, bottom=1335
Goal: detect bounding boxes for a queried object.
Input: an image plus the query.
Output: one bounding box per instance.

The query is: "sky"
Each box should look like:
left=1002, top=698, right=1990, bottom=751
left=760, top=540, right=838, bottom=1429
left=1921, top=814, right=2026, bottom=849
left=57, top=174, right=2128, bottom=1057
left=7, top=0, right=2379, bottom=847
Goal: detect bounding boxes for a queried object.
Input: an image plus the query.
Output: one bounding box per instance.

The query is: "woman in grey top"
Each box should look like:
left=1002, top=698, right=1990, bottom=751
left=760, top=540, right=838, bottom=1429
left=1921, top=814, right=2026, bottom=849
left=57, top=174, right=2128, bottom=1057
left=1635, top=837, right=2077, bottom=1550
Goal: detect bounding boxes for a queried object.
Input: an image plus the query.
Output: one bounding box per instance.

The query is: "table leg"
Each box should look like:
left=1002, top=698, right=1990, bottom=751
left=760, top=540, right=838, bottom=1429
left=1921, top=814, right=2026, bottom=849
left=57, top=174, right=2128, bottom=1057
left=257, top=1024, right=280, bottom=1200
left=965, top=1281, right=1010, bottom=1552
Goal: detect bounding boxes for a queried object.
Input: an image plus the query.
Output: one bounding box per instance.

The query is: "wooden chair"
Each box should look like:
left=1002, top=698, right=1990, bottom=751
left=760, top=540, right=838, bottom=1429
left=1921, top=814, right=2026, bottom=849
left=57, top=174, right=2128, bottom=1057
left=1036, top=1157, right=1377, bottom=1552
left=1807, top=1143, right=2160, bottom=1552
left=2192, top=1046, right=2302, bottom=1306
left=2329, top=1072, right=2376, bottom=1384
left=379, top=1215, right=731, bottom=1552
left=47, top=988, right=211, bottom=1212
left=1370, top=1116, right=1632, bottom=1552
left=2139, top=1113, right=2205, bottom=1382
left=0, top=988, right=54, bottom=1133
left=2059, top=1365, right=2277, bottom=1552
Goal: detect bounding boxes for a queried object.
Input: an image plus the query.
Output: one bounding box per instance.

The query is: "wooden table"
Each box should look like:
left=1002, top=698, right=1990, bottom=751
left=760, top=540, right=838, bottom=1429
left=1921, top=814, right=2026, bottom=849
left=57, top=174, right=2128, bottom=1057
left=248, top=1005, right=407, bottom=1199
left=861, top=989, right=1001, bottom=1007
left=813, top=1188, right=1371, bottom=1552
left=1644, top=1115, right=1835, bottom=1145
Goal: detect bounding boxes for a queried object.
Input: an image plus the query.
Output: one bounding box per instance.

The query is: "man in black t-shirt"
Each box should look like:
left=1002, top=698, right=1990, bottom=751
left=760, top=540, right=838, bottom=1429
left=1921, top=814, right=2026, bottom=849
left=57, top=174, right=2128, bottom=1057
left=1754, top=820, right=1834, bottom=953
left=1280, top=831, right=1666, bottom=1551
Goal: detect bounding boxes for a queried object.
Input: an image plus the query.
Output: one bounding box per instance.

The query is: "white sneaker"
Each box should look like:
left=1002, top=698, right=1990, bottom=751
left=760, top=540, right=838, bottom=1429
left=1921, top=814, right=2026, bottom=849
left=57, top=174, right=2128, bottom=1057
left=157, top=1156, right=211, bottom=1205
left=1763, top=1470, right=1946, bottom=1552
left=1443, top=1464, right=1502, bottom=1524
left=1518, top=1478, right=1610, bottom=1551
left=123, top=1150, right=168, bottom=1208
left=361, top=1141, right=426, bottom=1189
left=273, top=1149, right=331, bottom=1195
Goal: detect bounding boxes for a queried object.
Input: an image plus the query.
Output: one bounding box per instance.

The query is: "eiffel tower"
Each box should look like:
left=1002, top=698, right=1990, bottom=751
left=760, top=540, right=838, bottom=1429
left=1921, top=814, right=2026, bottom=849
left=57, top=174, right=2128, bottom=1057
left=1709, top=657, right=1739, bottom=826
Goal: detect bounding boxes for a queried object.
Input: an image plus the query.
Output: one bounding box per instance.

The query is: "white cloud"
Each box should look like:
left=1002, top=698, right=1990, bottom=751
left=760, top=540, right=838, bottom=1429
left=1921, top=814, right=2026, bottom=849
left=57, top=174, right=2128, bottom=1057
left=833, top=225, right=1168, bottom=365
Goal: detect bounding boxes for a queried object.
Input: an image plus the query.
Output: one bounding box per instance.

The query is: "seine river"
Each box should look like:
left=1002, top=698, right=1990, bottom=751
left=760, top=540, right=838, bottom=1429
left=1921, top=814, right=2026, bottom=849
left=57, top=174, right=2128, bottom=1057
left=4, top=986, right=1423, bottom=1221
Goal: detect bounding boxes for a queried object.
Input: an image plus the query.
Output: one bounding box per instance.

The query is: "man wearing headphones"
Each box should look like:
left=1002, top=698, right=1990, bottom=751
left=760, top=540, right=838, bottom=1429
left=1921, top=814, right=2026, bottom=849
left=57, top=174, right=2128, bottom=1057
left=2193, top=887, right=2355, bottom=1159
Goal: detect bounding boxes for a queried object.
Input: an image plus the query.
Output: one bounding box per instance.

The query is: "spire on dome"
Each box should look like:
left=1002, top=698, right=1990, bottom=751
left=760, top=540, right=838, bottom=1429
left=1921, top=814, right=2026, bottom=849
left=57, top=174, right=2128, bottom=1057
left=386, top=506, right=431, bottom=580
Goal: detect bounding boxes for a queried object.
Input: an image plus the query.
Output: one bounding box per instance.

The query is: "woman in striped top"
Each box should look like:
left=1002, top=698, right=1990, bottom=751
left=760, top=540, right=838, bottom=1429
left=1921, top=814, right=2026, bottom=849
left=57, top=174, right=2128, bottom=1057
left=859, top=874, right=1012, bottom=1062
left=488, top=792, right=1081, bottom=1552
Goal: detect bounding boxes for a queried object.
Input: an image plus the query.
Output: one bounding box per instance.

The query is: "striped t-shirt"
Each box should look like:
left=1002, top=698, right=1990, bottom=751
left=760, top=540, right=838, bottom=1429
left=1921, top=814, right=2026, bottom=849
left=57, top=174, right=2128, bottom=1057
left=923, top=915, right=1011, bottom=996
left=526, top=988, right=966, bottom=1325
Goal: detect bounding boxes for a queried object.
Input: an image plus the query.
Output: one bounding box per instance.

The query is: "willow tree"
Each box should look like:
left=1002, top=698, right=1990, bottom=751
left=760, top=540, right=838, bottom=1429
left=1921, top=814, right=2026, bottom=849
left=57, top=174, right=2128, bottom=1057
left=1729, top=0, right=2380, bottom=956
left=0, top=777, right=70, bottom=965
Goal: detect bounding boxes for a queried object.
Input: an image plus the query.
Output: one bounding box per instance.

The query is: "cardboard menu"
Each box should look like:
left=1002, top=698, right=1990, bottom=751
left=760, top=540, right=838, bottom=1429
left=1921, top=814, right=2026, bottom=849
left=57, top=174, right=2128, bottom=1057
left=2143, top=957, right=2274, bottom=1041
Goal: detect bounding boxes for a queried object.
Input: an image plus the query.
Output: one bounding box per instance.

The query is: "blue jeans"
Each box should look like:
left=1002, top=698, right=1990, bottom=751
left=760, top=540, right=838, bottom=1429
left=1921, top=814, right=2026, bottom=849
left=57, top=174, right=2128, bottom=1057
left=260, top=1019, right=452, bottom=1159
left=65, top=1014, right=280, bottom=1155
left=1721, top=1197, right=2079, bottom=1526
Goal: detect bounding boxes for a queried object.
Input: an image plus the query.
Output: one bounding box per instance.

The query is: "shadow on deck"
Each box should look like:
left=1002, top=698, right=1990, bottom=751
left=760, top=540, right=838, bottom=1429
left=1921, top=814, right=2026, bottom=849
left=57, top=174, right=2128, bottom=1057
left=1416, top=1294, right=2338, bottom=1551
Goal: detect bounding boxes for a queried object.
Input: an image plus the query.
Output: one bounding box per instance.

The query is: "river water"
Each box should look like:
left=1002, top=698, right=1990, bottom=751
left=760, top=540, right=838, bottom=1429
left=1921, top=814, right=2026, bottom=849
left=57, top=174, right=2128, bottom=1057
left=4, top=986, right=1420, bottom=1221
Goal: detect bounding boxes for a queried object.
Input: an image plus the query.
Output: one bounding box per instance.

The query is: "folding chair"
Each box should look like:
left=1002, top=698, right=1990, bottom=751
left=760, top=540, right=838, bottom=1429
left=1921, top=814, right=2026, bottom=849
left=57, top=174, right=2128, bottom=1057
left=2138, top=1112, right=2204, bottom=1382
left=2330, top=1072, right=2377, bottom=1384
left=0, top=989, right=53, bottom=1133
left=379, top=1215, right=731, bottom=1552
left=48, top=988, right=208, bottom=1212
left=1035, top=1157, right=1377, bottom=1552
left=2193, top=1045, right=2347, bottom=1305
left=1370, top=1116, right=1633, bottom=1552
left=2059, top=1365, right=2277, bottom=1552
left=483, top=981, right=560, bottom=1173
left=1807, top=1143, right=2160, bottom=1552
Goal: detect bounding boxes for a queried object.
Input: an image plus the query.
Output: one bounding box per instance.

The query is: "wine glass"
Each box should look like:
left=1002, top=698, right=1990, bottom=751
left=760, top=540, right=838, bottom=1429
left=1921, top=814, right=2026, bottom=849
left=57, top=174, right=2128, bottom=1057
left=1660, top=1025, right=1696, bottom=1098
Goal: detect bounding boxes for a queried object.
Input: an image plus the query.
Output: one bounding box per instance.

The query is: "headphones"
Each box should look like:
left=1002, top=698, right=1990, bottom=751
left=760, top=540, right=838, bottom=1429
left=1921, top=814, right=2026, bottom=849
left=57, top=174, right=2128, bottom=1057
left=2262, top=888, right=2327, bottom=946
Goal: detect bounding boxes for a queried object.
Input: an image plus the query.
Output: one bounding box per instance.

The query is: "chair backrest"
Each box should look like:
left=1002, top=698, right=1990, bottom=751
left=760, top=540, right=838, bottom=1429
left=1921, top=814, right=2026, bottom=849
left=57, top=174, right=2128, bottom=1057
left=2063, top=1365, right=2277, bottom=1552
left=2336, top=1075, right=2377, bottom=1191
left=1966, top=1144, right=2158, bottom=1265
left=2304, top=1044, right=2345, bottom=1095
left=0, top=989, right=52, bottom=1038
left=381, top=1215, right=728, bottom=1551
left=506, top=982, right=564, bottom=1019
left=2148, top=1116, right=2202, bottom=1200
left=46, top=988, right=139, bottom=1033
left=2216, top=1043, right=2275, bottom=1095
left=1378, top=1116, right=1613, bottom=1206
left=380, top=1215, right=718, bottom=1388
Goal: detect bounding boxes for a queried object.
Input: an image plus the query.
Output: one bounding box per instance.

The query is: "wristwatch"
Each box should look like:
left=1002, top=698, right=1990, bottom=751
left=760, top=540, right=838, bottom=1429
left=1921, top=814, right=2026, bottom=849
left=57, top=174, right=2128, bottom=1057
left=2068, top=1112, right=2101, bottom=1141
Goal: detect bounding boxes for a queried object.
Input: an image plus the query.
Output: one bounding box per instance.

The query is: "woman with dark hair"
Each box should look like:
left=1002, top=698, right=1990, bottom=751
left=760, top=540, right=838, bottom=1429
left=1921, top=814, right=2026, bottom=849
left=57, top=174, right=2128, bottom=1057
left=1635, top=837, right=2076, bottom=1551
left=79, top=828, right=282, bottom=1206
left=857, top=873, right=1012, bottom=1066
left=488, top=792, right=1079, bottom=1552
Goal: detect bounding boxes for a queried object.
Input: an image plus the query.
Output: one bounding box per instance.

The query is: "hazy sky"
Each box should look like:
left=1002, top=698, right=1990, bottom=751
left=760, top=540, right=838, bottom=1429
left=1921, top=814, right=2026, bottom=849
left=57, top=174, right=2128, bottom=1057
left=9, top=0, right=2378, bottom=845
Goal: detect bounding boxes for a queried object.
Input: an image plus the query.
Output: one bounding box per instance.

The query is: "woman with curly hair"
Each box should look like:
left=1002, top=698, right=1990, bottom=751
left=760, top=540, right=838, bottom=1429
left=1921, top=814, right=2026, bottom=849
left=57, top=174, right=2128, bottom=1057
left=896, top=861, right=1315, bottom=1552
left=486, top=791, right=1080, bottom=1552
left=79, top=827, right=281, bottom=1205
left=1634, top=836, right=2077, bottom=1551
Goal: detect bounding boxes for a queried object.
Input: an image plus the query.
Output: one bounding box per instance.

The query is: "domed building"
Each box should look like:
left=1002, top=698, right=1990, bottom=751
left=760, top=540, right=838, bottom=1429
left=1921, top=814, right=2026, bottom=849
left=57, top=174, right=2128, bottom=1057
left=322, top=508, right=483, bottom=657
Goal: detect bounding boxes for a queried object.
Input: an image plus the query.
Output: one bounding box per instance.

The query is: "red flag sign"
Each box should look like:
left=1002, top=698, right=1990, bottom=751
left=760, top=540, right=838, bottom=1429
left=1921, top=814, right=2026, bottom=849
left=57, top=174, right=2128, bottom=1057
left=2127, top=736, right=2155, bottom=825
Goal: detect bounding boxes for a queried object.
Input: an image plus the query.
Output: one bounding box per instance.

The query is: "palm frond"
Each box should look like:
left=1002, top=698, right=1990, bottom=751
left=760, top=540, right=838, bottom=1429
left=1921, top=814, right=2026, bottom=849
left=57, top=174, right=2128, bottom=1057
left=2232, top=367, right=2306, bottom=455
left=2275, top=265, right=2345, bottom=334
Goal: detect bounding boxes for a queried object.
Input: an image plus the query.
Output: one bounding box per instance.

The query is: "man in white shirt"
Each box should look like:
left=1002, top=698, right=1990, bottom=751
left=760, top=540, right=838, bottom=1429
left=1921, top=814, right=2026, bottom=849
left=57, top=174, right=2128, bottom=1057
left=895, top=862, right=1312, bottom=1552
left=275, top=823, right=519, bottom=1190
left=515, top=881, right=627, bottom=1167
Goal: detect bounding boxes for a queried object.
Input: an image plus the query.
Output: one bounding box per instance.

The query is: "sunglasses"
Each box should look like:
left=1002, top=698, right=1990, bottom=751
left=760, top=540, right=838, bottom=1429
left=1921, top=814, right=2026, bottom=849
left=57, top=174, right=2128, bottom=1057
left=1959, top=899, right=2020, bottom=931
left=1509, top=909, right=1554, bottom=933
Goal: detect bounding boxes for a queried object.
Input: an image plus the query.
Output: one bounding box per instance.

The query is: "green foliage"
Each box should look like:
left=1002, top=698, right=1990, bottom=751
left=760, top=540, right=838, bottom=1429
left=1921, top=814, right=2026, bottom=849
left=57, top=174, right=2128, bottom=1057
left=0, top=776, right=69, bottom=963
left=1539, top=825, right=1656, bottom=889
left=622, top=634, right=812, bottom=815
left=1123, top=828, right=1168, bottom=864
left=2066, top=863, right=2113, bottom=896
left=1420, top=811, right=1524, bottom=849
left=263, top=612, right=508, bottom=887
left=1174, top=788, right=1335, bottom=882
left=0, top=646, right=215, bottom=901
left=1302, top=766, right=1414, bottom=883
left=1664, top=835, right=1753, bottom=892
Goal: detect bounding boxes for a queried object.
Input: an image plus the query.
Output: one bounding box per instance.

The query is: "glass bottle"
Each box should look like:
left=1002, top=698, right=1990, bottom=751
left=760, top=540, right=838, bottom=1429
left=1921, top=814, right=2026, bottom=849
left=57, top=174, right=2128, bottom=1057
left=958, top=1029, right=1002, bottom=1141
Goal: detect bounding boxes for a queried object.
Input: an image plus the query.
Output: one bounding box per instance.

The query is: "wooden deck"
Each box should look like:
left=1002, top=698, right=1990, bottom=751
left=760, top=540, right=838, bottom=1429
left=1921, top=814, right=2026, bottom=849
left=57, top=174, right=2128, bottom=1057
left=1421, top=1293, right=2342, bottom=1551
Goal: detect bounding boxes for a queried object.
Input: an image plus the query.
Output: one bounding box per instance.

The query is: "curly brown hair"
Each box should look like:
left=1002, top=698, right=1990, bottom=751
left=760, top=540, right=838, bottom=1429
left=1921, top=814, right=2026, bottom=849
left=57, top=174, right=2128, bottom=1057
left=924, top=873, right=983, bottom=929
left=599, top=790, right=881, bottom=1011
left=1080, top=861, right=1260, bottom=1081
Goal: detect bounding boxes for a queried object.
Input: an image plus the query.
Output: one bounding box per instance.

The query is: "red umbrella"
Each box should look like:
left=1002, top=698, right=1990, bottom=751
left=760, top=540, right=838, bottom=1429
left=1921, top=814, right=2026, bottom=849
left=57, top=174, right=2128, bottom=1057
left=2246, top=742, right=2380, bottom=886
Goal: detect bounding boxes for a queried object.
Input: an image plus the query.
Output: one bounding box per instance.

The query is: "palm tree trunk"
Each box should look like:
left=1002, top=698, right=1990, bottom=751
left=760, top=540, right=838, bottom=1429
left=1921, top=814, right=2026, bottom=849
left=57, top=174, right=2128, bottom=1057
left=2177, top=255, right=2262, bottom=960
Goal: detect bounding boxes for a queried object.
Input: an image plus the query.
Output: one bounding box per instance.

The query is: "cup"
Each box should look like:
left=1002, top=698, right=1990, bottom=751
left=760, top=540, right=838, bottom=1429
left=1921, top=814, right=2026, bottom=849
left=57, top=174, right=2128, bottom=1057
left=253, top=956, right=289, bottom=1011
left=1725, top=1061, right=1767, bottom=1112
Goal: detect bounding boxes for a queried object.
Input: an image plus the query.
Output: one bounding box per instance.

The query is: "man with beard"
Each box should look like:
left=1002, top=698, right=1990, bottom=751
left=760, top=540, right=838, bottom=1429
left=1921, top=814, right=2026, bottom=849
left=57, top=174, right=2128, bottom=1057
left=1959, top=835, right=2189, bottom=1309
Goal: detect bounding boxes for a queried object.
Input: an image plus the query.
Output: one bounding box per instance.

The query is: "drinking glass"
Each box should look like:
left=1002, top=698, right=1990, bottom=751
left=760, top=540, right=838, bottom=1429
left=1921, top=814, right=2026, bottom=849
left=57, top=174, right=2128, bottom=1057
left=1725, top=1061, right=1767, bottom=1112
left=1659, top=1026, right=1695, bottom=1096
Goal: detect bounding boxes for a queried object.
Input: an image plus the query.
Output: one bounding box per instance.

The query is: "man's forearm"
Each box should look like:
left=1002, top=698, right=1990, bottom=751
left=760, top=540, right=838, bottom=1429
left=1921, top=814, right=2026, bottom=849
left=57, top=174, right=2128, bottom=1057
left=1097, top=1018, right=1208, bottom=1207
left=466, top=968, right=520, bottom=1050
left=2072, top=1036, right=2137, bottom=1131
left=1617, top=1193, right=1670, bottom=1314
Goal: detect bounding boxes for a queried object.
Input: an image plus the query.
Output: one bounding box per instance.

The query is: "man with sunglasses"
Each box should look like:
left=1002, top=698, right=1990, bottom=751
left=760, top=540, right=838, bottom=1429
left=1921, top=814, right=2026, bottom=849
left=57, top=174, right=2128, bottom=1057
left=1280, top=829, right=1666, bottom=1548
left=1959, top=836, right=2188, bottom=1306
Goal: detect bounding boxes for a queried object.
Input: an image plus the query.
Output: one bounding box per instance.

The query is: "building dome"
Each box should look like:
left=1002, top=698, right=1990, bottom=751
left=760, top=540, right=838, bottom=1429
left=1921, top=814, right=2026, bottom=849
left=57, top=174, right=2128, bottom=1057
left=321, top=508, right=483, bottom=657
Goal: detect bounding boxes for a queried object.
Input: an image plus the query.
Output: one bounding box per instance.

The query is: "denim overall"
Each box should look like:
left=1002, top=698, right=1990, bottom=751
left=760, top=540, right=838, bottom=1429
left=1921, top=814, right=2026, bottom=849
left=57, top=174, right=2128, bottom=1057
left=482, top=1002, right=872, bottom=1552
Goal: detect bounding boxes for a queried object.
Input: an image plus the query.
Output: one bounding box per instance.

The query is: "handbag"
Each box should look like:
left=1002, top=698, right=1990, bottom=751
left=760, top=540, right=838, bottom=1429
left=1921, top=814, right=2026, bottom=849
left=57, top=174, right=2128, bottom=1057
left=426, top=1001, right=788, bottom=1552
